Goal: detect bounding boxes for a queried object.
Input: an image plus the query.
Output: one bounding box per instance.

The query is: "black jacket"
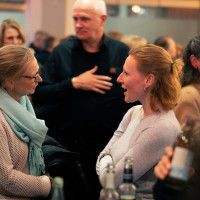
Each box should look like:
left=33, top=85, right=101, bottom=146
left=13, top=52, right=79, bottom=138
left=42, top=135, right=90, bottom=200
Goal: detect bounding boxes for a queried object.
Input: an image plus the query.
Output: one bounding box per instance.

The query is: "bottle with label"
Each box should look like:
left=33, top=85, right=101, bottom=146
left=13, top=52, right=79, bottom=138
left=118, top=157, right=136, bottom=200
left=165, top=119, right=196, bottom=189
left=99, top=162, right=119, bottom=200
left=50, top=176, right=65, bottom=200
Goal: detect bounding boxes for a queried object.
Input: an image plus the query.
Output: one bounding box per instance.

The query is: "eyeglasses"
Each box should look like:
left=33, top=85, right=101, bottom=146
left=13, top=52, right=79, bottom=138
left=22, top=72, right=39, bottom=82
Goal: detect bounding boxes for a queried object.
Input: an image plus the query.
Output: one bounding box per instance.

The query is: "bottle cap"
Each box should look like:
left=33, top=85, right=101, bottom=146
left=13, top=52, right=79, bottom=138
left=53, top=176, right=64, bottom=188
left=124, top=157, right=134, bottom=163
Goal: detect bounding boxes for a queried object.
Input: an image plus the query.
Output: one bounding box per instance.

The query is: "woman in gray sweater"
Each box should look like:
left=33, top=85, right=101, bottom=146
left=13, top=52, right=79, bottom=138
left=96, top=44, right=183, bottom=200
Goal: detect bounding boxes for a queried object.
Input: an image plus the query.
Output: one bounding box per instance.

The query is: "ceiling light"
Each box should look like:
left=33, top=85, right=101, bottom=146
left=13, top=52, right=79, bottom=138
left=131, top=5, right=141, bottom=13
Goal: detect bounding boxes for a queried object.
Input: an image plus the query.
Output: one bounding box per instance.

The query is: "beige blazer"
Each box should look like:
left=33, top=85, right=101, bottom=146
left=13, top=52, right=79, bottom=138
left=174, top=83, right=200, bottom=128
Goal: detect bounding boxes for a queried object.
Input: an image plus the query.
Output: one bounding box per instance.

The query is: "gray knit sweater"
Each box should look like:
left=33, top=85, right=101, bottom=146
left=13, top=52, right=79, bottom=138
left=98, top=105, right=181, bottom=200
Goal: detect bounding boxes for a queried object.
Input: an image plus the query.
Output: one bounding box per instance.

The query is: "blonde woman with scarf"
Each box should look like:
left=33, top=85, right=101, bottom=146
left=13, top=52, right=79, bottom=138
left=0, top=45, right=51, bottom=200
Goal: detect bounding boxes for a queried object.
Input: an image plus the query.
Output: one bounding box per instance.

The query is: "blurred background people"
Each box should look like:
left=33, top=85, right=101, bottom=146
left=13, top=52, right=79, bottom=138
left=29, top=30, right=48, bottom=55
left=59, top=34, right=74, bottom=43
left=106, top=30, right=123, bottom=41
left=32, top=0, right=133, bottom=199
left=173, top=36, right=200, bottom=128
left=176, top=43, right=184, bottom=59
left=120, top=34, right=147, bottom=49
left=96, top=44, right=183, bottom=199
left=35, top=35, right=59, bottom=73
left=0, top=45, right=51, bottom=200
left=154, top=35, right=177, bottom=60
left=0, top=18, right=25, bottom=47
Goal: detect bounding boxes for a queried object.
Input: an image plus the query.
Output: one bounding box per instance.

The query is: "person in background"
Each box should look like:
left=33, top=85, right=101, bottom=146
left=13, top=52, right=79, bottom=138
left=176, top=43, right=184, bottom=59
left=59, top=34, right=74, bottom=43
left=96, top=44, right=183, bottom=200
left=153, top=134, right=200, bottom=200
left=32, top=0, right=133, bottom=199
left=29, top=36, right=59, bottom=105
left=0, top=18, right=25, bottom=47
left=153, top=36, right=200, bottom=200
left=106, top=30, right=123, bottom=41
left=154, top=35, right=177, bottom=60
left=29, top=30, right=48, bottom=55
left=0, top=45, right=51, bottom=199
left=173, top=36, right=200, bottom=128
left=120, top=34, right=147, bottom=49
left=35, top=36, right=59, bottom=72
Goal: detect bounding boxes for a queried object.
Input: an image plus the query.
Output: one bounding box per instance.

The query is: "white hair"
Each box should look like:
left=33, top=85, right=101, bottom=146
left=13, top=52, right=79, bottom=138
left=73, top=0, right=107, bottom=15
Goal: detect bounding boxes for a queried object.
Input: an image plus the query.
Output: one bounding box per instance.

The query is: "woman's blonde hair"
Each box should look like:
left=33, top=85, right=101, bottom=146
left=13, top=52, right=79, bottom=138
left=0, top=19, right=26, bottom=47
left=130, top=44, right=183, bottom=111
left=0, top=45, right=35, bottom=87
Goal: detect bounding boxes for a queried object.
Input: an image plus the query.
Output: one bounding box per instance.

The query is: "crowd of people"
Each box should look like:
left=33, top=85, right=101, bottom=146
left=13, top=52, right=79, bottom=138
left=0, top=0, right=200, bottom=200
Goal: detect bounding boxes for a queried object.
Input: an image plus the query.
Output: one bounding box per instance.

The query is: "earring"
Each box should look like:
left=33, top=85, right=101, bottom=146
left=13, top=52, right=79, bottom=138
left=144, top=88, right=147, bottom=92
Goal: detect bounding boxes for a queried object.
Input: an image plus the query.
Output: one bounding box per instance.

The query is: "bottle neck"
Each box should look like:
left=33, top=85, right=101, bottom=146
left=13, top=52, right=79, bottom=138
left=123, top=168, right=133, bottom=183
left=105, top=172, right=115, bottom=189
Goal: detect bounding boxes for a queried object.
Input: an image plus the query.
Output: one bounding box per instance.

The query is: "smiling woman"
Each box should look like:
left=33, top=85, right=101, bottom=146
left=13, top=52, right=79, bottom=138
left=0, top=18, right=25, bottom=47
left=96, top=44, right=184, bottom=200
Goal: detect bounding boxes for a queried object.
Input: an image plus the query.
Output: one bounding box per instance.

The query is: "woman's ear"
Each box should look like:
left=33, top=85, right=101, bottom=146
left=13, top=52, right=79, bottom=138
left=190, top=55, right=198, bottom=69
left=145, top=74, right=155, bottom=88
left=4, top=78, right=14, bottom=90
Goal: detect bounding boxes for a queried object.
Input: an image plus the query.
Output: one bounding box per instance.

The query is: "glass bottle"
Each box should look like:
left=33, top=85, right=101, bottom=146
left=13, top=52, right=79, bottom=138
left=165, top=119, right=196, bottom=189
left=99, top=162, right=119, bottom=200
left=50, top=176, right=65, bottom=200
left=118, top=157, right=136, bottom=200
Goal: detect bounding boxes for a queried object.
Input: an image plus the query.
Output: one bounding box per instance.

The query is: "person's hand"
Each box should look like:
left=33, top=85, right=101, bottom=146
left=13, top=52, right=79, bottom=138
left=46, top=172, right=53, bottom=188
left=99, top=155, right=113, bottom=175
left=154, top=146, right=173, bottom=180
left=72, top=66, right=113, bottom=94
left=96, top=153, right=112, bottom=175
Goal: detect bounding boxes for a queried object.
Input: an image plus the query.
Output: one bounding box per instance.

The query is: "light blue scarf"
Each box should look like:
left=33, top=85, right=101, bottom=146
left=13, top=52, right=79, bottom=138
left=0, top=88, right=48, bottom=176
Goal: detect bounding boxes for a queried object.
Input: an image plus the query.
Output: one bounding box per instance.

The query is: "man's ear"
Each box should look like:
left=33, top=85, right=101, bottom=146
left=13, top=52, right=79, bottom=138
left=100, top=14, right=107, bottom=26
left=190, top=54, right=198, bottom=69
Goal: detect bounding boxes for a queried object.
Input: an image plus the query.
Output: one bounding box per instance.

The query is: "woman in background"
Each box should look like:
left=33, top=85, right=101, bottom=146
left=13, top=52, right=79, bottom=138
left=174, top=36, right=200, bottom=128
left=0, top=45, right=51, bottom=199
left=153, top=35, right=200, bottom=200
left=0, top=18, right=25, bottom=47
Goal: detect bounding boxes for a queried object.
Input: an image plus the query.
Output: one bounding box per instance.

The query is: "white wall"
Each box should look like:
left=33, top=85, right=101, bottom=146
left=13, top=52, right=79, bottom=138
left=104, top=16, right=198, bottom=47
left=0, top=6, right=199, bottom=47
left=24, top=0, right=76, bottom=46
left=0, top=11, right=25, bottom=30
left=0, top=0, right=76, bottom=46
